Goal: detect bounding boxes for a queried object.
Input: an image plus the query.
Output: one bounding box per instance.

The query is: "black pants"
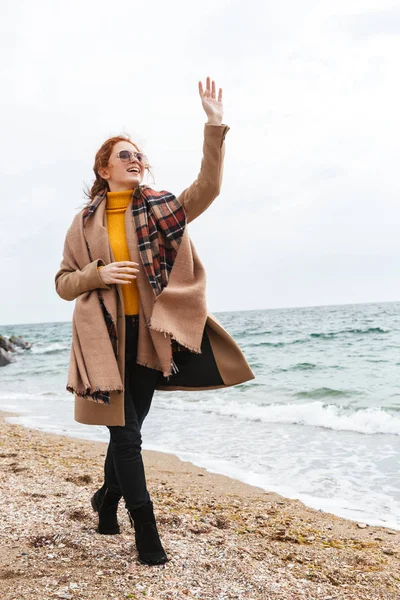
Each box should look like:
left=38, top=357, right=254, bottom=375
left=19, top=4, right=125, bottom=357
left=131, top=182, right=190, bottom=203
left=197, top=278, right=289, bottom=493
left=103, top=315, right=161, bottom=510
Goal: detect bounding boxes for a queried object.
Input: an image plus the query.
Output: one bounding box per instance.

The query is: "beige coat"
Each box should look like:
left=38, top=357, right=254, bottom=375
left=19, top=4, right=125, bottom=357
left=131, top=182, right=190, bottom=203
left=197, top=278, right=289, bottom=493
left=56, top=124, right=255, bottom=426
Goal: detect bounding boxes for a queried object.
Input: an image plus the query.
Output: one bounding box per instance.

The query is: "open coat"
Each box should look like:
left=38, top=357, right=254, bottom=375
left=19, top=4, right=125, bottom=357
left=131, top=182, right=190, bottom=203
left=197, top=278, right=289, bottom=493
left=55, top=123, right=255, bottom=426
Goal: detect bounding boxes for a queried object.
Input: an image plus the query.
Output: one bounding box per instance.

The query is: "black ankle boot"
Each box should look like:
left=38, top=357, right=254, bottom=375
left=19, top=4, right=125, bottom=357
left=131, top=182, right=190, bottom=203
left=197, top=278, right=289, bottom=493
left=128, top=500, right=168, bottom=565
left=91, top=487, right=121, bottom=535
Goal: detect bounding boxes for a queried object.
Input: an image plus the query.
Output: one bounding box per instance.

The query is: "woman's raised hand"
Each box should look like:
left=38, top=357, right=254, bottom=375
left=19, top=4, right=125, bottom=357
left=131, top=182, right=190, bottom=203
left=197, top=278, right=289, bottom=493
left=198, top=76, right=223, bottom=125
left=98, top=261, right=139, bottom=285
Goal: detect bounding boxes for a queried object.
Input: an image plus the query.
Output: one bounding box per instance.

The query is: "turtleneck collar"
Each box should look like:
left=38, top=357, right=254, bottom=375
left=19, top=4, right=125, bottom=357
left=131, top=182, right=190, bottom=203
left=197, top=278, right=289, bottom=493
left=106, top=189, right=134, bottom=210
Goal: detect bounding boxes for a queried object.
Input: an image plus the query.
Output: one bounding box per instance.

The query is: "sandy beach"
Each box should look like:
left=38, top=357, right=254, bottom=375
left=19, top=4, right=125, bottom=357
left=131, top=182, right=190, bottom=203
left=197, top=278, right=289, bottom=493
left=0, top=410, right=399, bottom=600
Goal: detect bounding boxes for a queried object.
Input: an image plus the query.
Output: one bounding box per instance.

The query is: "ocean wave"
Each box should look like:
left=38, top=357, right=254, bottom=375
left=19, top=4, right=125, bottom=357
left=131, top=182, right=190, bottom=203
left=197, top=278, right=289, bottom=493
left=277, top=362, right=316, bottom=372
left=246, top=326, right=390, bottom=348
left=366, top=359, right=389, bottom=363
left=245, top=329, right=273, bottom=336
left=310, top=327, right=389, bottom=339
left=31, top=343, right=70, bottom=355
left=276, top=364, right=345, bottom=373
left=0, top=390, right=65, bottom=402
left=247, top=341, right=286, bottom=348
left=158, top=397, right=400, bottom=436
left=295, top=387, right=352, bottom=399
left=247, top=338, right=309, bottom=348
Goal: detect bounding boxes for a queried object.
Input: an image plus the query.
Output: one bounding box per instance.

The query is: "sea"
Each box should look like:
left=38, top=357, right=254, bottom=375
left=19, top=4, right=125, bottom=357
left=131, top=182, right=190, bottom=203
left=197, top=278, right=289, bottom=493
left=1, top=301, right=400, bottom=530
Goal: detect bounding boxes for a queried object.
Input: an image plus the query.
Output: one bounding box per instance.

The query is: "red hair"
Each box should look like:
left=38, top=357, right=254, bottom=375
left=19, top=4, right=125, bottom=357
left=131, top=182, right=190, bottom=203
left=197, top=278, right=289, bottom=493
left=83, top=134, right=155, bottom=205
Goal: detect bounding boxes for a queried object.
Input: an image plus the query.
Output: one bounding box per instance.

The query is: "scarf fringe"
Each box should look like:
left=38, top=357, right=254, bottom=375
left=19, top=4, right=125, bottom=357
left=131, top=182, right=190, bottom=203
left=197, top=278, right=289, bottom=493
left=145, top=318, right=202, bottom=355
left=66, top=383, right=123, bottom=406
left=164, top=356, right=180, bottom=382
left=136, top=359, right=164, bottom=372
left=171, top=357, right=179, bottom=374
left=136, top=356, right=180, bottom=380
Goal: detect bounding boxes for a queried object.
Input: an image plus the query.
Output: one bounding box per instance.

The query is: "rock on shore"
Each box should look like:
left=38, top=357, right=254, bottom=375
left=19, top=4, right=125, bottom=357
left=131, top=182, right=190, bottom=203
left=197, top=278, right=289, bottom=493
left=0, top=335, right=31, bottom=366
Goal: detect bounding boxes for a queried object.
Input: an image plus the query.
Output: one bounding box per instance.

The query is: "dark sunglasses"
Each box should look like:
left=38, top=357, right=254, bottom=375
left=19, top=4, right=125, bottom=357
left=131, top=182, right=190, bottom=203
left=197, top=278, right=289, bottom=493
left=116, top=150, right=148, bottom=164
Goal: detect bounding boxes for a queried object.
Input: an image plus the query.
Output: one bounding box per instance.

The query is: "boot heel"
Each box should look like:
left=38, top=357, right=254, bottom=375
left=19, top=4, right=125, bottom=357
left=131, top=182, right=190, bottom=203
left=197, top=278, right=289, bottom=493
left=128, top=500, right=168, bottom=565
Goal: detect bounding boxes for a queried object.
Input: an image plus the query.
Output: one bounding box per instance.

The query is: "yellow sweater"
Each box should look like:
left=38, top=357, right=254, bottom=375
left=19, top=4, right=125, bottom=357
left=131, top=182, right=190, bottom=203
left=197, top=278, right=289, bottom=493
left=97, top=189, right=139, bottom=315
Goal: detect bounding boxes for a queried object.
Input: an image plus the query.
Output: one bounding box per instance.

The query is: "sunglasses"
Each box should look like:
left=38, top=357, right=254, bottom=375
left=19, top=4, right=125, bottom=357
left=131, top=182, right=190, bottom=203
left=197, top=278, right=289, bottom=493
left=116, top=150, right=148, bottom=164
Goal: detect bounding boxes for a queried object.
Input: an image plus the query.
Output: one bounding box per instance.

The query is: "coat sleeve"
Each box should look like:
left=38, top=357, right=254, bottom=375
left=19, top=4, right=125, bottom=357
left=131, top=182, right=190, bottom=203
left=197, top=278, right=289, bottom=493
left=176, top=123, right=230, bottom=224
left=55, top=234, right=111, bottom=301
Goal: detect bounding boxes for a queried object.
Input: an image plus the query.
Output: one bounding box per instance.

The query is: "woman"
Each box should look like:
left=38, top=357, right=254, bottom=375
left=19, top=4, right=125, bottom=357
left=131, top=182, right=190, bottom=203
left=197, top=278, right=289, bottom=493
left=55, top=77, right=255, bottom=567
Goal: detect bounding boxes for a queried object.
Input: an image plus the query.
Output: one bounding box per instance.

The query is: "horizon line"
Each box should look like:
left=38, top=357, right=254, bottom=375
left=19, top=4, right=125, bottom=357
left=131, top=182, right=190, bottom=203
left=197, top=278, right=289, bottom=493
left=1, top=298, right=399, bottom=328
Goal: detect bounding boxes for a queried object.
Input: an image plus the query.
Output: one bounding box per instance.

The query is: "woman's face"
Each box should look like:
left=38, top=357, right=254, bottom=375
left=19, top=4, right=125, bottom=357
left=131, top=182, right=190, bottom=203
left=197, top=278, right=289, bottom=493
left=98, top=141, right=146, bottom=192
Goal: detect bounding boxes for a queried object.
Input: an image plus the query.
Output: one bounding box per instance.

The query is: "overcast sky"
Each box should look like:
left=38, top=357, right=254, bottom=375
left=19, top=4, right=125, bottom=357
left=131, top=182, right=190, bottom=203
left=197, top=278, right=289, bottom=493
left=1, top=0, right=400, bottom=325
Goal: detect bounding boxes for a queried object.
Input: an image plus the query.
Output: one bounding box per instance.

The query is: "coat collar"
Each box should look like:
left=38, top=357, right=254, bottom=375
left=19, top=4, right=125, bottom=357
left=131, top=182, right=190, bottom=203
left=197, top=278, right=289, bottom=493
left=83, top=190, right=111, bottom=266
left=82, top=185, right=150, bottom=266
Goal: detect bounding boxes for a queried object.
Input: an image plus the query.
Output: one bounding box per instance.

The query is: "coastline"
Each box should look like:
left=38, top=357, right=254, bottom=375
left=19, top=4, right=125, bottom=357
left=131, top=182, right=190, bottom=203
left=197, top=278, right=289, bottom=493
left=0, top=410, right=399, bottom=599
left=4, top=406, right=399, bottom=532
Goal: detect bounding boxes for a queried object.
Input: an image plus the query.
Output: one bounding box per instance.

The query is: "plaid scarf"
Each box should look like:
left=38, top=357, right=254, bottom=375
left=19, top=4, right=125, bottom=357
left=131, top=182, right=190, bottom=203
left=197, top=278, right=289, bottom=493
left=79, top=185, right=186, bottom=402
left=130, top=186, right=186, bottom=295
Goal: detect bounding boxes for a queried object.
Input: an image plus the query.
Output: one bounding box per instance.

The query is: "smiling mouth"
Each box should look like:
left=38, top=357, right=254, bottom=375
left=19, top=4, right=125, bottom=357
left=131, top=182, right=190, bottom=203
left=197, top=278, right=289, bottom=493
left=127, top=167, right=140, bottom=173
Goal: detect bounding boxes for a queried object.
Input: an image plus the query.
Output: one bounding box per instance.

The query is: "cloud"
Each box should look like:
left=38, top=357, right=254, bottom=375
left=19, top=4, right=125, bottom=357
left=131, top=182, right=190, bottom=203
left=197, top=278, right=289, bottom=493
left=1, top=0, right=399, bottom=324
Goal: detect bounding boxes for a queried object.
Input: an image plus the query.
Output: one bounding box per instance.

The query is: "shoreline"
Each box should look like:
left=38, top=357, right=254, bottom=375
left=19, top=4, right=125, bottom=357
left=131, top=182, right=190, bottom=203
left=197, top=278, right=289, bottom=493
left=3, top=407, right=400, bottom=533
left=0, top=410, right=399, bottom=599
